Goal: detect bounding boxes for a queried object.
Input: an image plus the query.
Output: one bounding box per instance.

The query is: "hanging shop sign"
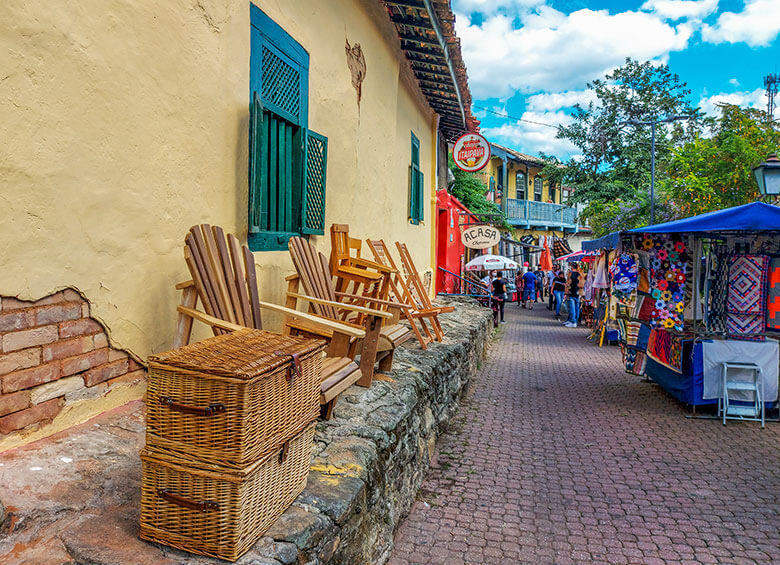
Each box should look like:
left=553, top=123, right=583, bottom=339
left=461, top=225, right=501, bottom=249
left=452, top=133, right=491, bottom=172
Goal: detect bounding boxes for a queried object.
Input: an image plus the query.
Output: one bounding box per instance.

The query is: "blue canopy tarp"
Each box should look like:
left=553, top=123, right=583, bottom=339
left=582, top=231, right=622, bottom=251
left=628, top=202, right=780, bottom=234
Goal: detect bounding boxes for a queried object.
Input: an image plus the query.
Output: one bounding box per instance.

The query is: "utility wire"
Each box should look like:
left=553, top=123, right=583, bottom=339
left=472, top=104, right=560, bottom=129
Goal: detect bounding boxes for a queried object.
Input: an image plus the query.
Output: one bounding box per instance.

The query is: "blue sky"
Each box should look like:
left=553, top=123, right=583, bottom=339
left=452, top=0, right=780, bottom=159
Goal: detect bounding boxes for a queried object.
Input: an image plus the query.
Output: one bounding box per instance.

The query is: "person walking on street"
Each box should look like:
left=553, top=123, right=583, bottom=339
left=546, top=270, right=555, bottom=310
left=564, top=264, right=583, bottom=328
left=551, top=270, right=566, bottom=320
left=515, top=270, right=524, bottom=307
left=521, top=268, right=536, bottom=310
left=491, top=271, right=508, bottom=325
left=535, top=268, right=544, bottom=303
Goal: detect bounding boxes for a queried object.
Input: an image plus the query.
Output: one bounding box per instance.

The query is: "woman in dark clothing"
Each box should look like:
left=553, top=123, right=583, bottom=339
left=491, top=272, right=508, bottom=326
left=551, top=271, right=566, bottom=320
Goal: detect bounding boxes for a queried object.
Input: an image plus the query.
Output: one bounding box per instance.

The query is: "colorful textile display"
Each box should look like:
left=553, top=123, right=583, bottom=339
left=768, top=258, right=780, bottom=330
left=646, top=328, right=685, bottom=373
left=592, top=254, right=610, bottom=289
left=637, top=267, right=650, bottom=294
left=610, top=254, right=638, bottom=296
left=635, top=233, right=689, bottom=332
left=622, top=345, right=647, bottom=376
left=617, top=319, right=642, bottom=346
left=726, top=254, right=768, bottom=341
left=708, top=252, right=729, bottom=334
left=632, top=294, right=655, bottom=323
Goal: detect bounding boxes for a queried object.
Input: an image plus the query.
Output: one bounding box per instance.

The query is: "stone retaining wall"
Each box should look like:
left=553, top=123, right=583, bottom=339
left=249, top=297, right=493, bottom=564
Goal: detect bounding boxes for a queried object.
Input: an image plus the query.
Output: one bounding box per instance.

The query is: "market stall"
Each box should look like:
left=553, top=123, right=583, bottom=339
left=583, top=202, right=780, bottom=422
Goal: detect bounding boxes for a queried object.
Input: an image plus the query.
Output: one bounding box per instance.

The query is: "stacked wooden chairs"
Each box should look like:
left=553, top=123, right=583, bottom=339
left=173, top=224, right=363, bottom=419
left=284, top=236, right=412, bottom=386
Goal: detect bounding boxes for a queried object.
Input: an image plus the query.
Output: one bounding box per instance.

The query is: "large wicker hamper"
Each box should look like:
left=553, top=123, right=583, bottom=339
left=139, top=421, right=315, bottom=562
left=145, top=329, right=325, bottom=469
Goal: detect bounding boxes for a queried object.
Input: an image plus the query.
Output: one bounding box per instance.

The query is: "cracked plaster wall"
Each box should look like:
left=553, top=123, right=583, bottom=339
left=0, top=0, right=437, bottom=361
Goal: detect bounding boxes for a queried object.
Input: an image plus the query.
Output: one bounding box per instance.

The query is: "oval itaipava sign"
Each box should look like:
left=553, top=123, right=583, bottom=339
left=461, top=225, right=501, bottom=250
left=452, top=133, right=490, bottom=172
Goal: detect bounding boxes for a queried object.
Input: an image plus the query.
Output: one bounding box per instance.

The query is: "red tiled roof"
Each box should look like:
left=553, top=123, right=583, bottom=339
left=381, top=0, right=479, bottom=140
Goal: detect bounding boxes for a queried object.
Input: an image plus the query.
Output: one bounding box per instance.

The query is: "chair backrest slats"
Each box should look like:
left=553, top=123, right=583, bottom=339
left=396, top=242, right=433, bottom=309
left=184, top=225, right=263, bottom=332
left=289, top=236, right=340, bottom=320
left=367, top=238, right=418, bottom=309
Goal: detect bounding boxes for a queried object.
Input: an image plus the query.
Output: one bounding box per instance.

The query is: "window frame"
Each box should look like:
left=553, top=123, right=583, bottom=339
left=533, top=177, right=543, bottom=202
left=409, top=131, right=424, bottom=225
left=515, top=171, right=526, bottom=200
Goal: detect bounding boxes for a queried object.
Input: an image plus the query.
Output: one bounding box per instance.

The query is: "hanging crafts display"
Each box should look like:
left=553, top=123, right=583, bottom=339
left=634, top=233, right=689, bottom=332
left=726, top=254, right=769, bottom=341
left=609, top=253, right=638, bottom=298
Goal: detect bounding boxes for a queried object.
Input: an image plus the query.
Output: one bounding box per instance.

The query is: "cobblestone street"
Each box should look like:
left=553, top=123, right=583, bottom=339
left=389, top=304, right=780, bottom=564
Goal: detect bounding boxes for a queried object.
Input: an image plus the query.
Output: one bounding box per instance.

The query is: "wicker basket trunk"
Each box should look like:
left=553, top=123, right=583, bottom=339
left=139, top=421, right=315, bottom=562
left=146, top=329, right=325, bottom=468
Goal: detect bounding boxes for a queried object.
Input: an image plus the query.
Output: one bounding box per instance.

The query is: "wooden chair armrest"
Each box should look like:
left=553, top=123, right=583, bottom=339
left=335, top=292, right=409, bottom=310
left=177, top=306, right=245, bottom=332
left=285, top=273, right=299, bottom=281
left=257, top=301, right=365, bottom=338
left=176, top=280, right=196, bottom=290
left=348, top=257, right=396, bottom=273
left=286, top=292, right=392, bottom=319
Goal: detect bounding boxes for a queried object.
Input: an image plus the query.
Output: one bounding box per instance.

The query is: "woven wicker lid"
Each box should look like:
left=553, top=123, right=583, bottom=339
left=150, top=329, right=326, bottom=380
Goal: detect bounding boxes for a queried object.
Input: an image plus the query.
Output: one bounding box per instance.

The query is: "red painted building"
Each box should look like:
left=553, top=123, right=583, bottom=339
left=435, top=190, right=472, bottom=294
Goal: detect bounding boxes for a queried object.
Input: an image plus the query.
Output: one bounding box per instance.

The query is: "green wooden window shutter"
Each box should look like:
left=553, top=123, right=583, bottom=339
left=409, top=132, right=423, bottom=224
left=301, top=129, right=328, bottom=235
left=249, top=91, right=265, bottom=233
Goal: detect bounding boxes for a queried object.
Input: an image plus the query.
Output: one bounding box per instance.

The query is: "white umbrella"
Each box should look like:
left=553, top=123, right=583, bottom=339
left=465, top=254, right=519, bottom=272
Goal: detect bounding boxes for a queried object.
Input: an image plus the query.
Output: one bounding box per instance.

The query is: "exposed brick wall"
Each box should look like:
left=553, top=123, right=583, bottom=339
left=0, top=289, right=145, bottom=436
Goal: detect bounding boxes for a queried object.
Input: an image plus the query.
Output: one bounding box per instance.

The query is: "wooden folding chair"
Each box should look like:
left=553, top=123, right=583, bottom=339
left=395, top=242, right=455, bottom=340
left=329, top=224, right=392, bottom=304
left=173, top=225, right=363, bottom=419
left=366, top=238, right=445, bottom=348
left=284, top=236, right=413, bottom=386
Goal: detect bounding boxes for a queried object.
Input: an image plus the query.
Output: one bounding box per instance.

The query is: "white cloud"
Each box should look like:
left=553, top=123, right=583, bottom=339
left=481, top=110, right=579, bottom=158
left=524, top=89, right=598, bottom=112
left=456, top=7, right=693, bottom=99
left=729, top=78, right=740, bottom=87
left=698, top=87, right=766, bottom=115
left=453, top=0, right=543, bottom=12
left=640, top=0, right=719, bottom=21
left=702, top=0, right=780, bottom=47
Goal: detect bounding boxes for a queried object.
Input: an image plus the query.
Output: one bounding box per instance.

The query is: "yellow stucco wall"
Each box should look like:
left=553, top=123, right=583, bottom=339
left=0, top=0, right=436, bottom=359
left=482, top=156, right=559, bottom=204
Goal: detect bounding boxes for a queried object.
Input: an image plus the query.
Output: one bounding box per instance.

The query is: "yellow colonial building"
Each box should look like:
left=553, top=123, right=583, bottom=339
left=0, top=0, right=475, bottom=446
left=481, top=142, right=588, bottom=264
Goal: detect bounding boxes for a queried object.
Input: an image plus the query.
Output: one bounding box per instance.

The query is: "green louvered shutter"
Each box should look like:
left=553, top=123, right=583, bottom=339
left=301, top=129, right=328, bottom=235
left=415, top=167, right=424, bottom=223
left=409, top=132, right=423, bottom=224
left=249, top=91, right=265, bottom=233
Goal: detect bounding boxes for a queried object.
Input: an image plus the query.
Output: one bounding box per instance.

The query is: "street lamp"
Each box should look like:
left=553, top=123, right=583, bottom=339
left=752, top=153, right=780, bottom=197
left=621, top=115, right=692, bottom=225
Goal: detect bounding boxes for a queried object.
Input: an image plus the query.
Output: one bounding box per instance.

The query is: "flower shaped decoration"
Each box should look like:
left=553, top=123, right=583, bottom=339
left=661, top=290, right=672, bottom=301
left=642, top=238, right=654, bottom=250
left=664, top=318, right=675, bottom=329
left=651, top=258, right=662, bottom=270
left=657, top=249, right=668, bottom=260
left=676, top=272, right=686, bottom=284
left=675, top=303, right=684, bottom=313
left=664, top=241, right=674, bottom=251
left=657, top=279, right=669, bottom=291
left=675, top=241, right=685, bottom=252
left=662, top=261, right=671, bottom=271
left=655, top=299, right=666, bottom=309
left=665, top=271, right=676, bottom=282
left=669, top=251, right=679, bottom=262
left=651, top=288, right=662, bottom=299
left=672, top=292, right=682, bottom=302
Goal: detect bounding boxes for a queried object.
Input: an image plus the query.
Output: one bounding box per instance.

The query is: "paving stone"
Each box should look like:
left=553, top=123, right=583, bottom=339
left=390, top=306, right=780, bottom=564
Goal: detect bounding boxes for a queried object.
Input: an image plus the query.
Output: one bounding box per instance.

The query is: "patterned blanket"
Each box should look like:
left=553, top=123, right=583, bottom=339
left=621, top=345, right=647, bottom=376
left=646, top=328, right=685, bottom=373
left=768, top=258, right=780, bottom=330
left=727, top=255, right=768, bottom=341
left=632, top=293, right=655, bottom=323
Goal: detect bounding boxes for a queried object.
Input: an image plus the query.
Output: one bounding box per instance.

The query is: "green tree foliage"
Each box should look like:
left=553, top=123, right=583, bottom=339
left=555, top=58, right=702, bottom=235
left=664, top=104, right=780, bottom=217
left=448, top=156, right=508, bottom=227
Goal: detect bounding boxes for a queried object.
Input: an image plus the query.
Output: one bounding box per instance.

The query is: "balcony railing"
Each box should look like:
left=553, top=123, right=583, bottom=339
left=505, top=199, right=578, bottom=228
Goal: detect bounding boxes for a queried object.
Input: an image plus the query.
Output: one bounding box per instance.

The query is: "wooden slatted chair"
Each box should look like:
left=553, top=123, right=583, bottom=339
left=329, top=224, right=392, bottom=303
left=173, top=224, right=363, bottom=419
left=366, top=238, right=445, bottom=349
left=394, top=242, right=455, bottom=339
left=284, top=236, right=412, bottom=386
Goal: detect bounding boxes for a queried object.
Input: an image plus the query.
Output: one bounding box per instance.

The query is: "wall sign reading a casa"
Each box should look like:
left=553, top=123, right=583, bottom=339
left=452, top=133, right=490, bottom=172
left=461, top=225, right=500, bottom=250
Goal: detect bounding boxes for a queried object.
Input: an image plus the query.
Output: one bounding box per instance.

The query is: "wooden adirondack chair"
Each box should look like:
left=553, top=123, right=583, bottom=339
left=329, top=224, right=391, bottom=302
left=394, top=241, right=455, bottom=337
left=366, top=238, right=445, bottom=349
left=173, top=225, right=363, bottom=419
left=284, top=236, right=413, bottom=386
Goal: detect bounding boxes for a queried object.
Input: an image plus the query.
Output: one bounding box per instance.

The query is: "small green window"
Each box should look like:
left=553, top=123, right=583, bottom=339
left=533, top=177, right=543, bottom=202
left=409, top=132, right=424, bottom=225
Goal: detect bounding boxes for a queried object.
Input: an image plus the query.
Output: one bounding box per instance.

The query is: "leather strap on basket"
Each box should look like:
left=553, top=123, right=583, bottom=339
left=274, top=351, right=302, bottom=384
left=157, top=489, right=219, bottom=512
left=160, top=396, right=226, bottom=417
